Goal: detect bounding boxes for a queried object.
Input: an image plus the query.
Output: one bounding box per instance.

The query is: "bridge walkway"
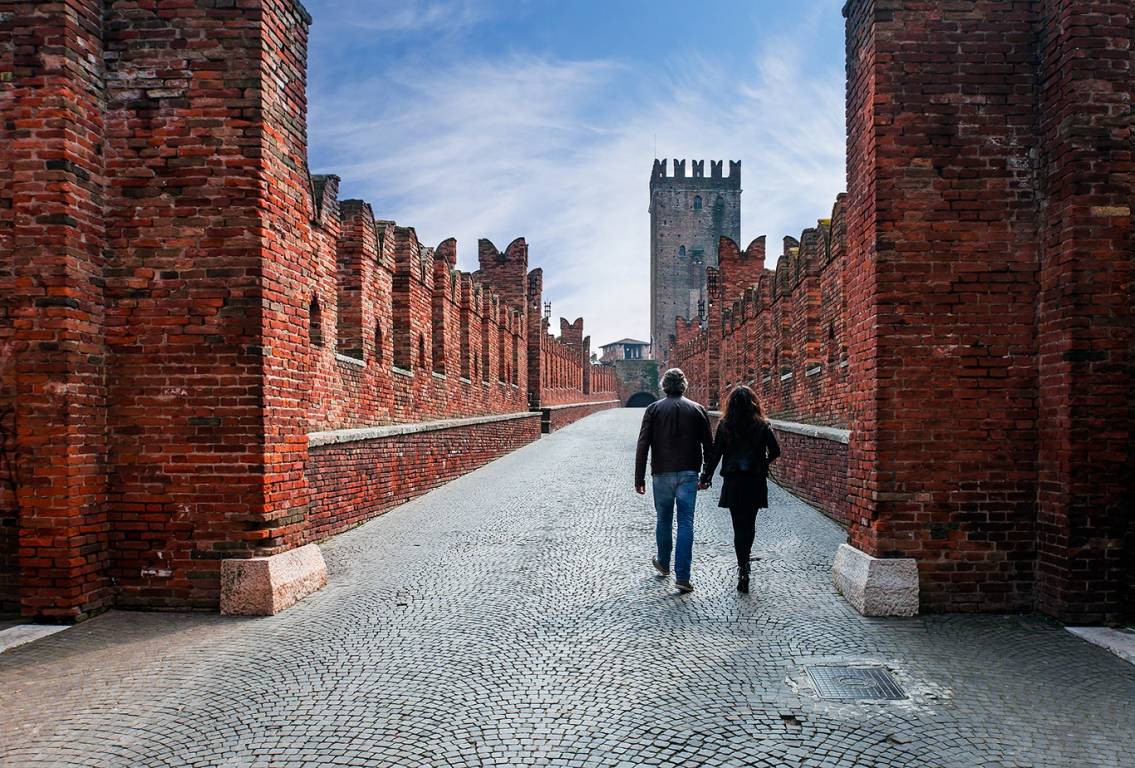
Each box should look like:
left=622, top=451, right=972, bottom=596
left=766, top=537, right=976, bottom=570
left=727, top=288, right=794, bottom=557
left=1, top=409, right=1132, bottom=766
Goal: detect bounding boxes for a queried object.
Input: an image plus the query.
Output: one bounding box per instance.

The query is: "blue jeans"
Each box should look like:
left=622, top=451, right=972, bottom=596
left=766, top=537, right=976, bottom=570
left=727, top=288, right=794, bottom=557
left=652, top=470, right=698, bottom=581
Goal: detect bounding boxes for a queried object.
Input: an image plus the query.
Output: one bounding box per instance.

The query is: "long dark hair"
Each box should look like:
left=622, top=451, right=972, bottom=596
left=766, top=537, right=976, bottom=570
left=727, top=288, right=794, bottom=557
left=721, top=385, right=765, bottom=436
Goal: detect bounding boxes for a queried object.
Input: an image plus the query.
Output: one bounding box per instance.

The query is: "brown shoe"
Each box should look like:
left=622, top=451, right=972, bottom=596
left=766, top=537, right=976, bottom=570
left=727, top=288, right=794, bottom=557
left=652, top=557, right=670, bottom=576
left=675, top=579, right=694, bottom=594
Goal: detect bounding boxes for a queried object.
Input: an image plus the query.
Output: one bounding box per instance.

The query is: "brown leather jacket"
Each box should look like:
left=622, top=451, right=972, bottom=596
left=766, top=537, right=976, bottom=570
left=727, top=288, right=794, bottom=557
left=634, top=395, right=713, bottom=486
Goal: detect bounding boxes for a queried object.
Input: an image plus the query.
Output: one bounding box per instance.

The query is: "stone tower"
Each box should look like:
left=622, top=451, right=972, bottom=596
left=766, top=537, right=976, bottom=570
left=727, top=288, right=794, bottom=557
left=649, top=159, right=741, bottom=362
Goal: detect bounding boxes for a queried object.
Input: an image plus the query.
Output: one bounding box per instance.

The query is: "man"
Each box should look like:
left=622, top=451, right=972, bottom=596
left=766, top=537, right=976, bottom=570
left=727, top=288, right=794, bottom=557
left=634, top=368, right=713, bottom=593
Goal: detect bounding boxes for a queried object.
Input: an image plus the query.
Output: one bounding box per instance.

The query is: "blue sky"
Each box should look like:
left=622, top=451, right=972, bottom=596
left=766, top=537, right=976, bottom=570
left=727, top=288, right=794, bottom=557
left=304, top=0, right=847, bottom=349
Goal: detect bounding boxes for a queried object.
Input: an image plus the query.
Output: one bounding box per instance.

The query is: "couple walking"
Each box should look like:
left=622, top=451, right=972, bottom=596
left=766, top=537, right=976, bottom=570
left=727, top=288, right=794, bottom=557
left=634, top=368, right=781, bottom=594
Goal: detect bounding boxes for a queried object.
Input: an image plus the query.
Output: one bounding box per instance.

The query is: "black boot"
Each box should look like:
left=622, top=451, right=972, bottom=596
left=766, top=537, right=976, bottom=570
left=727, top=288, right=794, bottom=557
left=737, top=562, right=750, bottom=594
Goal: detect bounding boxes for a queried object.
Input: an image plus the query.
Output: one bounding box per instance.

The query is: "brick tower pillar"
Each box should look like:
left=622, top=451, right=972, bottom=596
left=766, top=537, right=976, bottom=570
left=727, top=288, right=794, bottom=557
left=1, top=0, right=111, bottom=620
left=702, top=267, right=723, bottom=409
left=526, top=269, right=544, bottom=409
left=840, top=0, right=1043, bottom=614
left=1034, top=0, right=1134, bottom=624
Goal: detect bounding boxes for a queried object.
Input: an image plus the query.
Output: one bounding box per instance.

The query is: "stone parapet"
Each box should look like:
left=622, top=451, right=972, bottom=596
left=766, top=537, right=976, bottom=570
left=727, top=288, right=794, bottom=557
left=308, top=412, right=536, bottom=446
left=540, top=401, right=620, bottom=434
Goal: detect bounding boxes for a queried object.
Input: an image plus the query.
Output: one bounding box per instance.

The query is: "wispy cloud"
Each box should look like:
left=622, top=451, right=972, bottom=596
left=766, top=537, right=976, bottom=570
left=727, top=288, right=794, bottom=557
left=308, top=12, right=845, bottom=350
left=314, top=0, right=485, bottom=34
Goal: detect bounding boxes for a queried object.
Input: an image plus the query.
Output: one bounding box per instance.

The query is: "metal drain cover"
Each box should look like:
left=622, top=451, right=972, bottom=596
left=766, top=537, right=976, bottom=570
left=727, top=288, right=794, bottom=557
left=806, top=665, right=906, bottom=701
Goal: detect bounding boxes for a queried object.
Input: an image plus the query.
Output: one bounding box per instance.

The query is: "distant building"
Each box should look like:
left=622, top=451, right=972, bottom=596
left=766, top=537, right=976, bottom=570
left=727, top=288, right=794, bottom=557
left=599, top=338, right=651, bottom=363
left=649, top=158, right=741, bottom=362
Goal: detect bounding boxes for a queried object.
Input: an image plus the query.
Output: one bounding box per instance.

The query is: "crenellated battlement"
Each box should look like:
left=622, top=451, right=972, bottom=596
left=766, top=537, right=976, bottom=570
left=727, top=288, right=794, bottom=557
left=650, top=158, right=741, bottom=189
left=669, top=194, right=851, bottom=423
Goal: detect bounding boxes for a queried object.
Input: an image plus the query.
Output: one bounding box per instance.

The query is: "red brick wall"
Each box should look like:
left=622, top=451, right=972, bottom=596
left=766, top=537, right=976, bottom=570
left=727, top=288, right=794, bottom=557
left=534, top=316, right=617, bottom=407
left=848, top=0, right=1044, bottom=615
left=0, top=403, right=12, bottom=613
left=768, top=429, right=850, bottom=526
left=542, top=401, right=619, bottom=434
left=3, top=1, right=1129, bottom=622
left=589, top=364, right=617, bottom=397
left=677, top=0, right=1133, bottom=621
left=1, top=0, right=112, bottom=620
left=704, top=214, right=851, bottom=427
left=1033, top=0, right=1134, bottom=624
left=305, top=415, right=541, bottom=544
left=0, top=0, right=611, bottom=617
left=0, top=7, right=15, bottom=614
left=98, top=0, right=279, bottom=611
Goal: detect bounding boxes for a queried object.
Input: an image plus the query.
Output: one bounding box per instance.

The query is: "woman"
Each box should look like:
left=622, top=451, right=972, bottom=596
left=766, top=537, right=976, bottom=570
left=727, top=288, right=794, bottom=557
left=700, top=386, right=781, bottom=593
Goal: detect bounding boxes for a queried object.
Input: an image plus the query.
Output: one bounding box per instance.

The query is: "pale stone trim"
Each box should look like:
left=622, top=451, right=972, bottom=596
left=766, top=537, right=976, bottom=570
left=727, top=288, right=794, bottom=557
left=541, top=400, right=620, bottom=411
left=832, top=543, right=919, bottom=617
left=220, top=543, right=327, bottom=616
left=769, top=419, right=851, bottom=445
left=335, top=353, right=365, bottom=367
left=308, top=411, right=538, bottom=447
left=706, top=414, right=851, bottom=445
left=391, top=366, right=413, bottom=377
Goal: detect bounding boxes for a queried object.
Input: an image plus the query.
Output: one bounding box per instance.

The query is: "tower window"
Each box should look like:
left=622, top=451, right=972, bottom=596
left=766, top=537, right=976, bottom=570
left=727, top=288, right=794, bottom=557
left=693, top=195, right=702, bottom=211
left=309, top=296, right=323, bottom=348
left=678, top=246, right=686, bottom=258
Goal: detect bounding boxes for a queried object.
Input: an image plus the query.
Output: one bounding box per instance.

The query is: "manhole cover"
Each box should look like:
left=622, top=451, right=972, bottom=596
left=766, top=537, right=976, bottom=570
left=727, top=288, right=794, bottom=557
left=806, top=665, right=906, bottom=701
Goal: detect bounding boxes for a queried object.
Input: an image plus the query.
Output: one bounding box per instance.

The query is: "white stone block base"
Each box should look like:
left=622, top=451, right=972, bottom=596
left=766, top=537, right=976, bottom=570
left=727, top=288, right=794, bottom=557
left=832, top=543, right=919, bottom=617
left=220, top=543, right=328, bottom=616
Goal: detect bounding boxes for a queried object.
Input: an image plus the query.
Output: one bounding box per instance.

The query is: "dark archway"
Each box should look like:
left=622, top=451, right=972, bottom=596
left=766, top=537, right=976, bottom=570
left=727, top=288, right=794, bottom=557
left=626, top=392, right=657, bottom=408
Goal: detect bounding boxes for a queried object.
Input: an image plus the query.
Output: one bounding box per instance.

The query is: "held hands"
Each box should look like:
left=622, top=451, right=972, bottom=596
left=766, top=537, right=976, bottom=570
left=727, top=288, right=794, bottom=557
left=697, top=476, right=711, bottom=491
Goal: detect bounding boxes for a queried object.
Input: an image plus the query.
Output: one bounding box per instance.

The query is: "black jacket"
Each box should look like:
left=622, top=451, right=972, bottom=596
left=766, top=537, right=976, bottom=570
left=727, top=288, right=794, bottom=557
left=701, top=420, right=781, bottom=482
left=634, top=395, right=713, bottom=486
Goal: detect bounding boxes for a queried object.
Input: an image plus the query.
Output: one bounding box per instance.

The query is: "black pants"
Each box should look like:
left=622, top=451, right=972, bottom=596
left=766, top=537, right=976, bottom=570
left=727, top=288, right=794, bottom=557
left=729, top=507, right=758, bottom=573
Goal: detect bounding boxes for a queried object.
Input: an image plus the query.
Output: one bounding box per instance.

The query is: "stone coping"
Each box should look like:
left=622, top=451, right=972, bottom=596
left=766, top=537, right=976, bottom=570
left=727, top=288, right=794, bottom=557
left=770, top=419, right=850, bottom=445
left=309, top=411, right=538, bottom=447
left=707, top=413, right=851, bottom=445
left=539, top=400, right=620, bottom=412
left=335, top=353, right=365, bottom=367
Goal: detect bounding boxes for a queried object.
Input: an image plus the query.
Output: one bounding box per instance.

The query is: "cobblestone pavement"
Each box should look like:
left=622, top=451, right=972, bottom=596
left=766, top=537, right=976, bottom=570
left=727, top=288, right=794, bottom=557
left=3, top=409, right=1134, bottom=767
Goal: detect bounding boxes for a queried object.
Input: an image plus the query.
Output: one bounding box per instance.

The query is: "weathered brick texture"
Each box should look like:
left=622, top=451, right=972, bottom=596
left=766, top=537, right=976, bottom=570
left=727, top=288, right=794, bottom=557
left=0, top=0, right=611, bottom=617
left=768, top=431, right=850, bottom=526
left=542, top=400, right=619, bottom=434
left=674, top=0, right=1133, bottom=622
left=305, top=416, right=541, bottom=544
left=1, top=0, right=111, bottom=619
left=1033, top=0, right=1134, bottom=624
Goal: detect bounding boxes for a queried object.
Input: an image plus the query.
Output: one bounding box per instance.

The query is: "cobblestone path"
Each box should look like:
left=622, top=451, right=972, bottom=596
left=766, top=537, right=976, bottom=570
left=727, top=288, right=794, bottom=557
left=2, top=409, right=1134, bottom=767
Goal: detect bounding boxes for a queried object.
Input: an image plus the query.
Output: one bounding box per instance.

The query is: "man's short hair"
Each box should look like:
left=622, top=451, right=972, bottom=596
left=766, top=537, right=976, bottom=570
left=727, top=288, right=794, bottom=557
left=661, top=368, right=688, bottom=395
